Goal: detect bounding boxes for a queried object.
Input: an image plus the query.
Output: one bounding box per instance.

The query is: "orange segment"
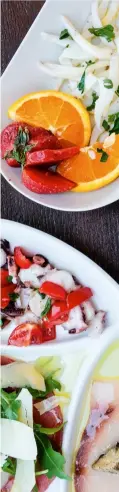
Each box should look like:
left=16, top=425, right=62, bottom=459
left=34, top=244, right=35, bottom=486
left=58, top=138, right=119, bottom=192
left=8, top=90, right=91, bottom=147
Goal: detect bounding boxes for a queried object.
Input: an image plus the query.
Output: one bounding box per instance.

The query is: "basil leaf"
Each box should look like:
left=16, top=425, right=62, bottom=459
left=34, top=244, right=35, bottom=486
left=115, top=85, right=119, bottom=97
left=104, top=78, right=113, bottom=89
left=41, top=298, right=51, bottom=318
left=9, top=292, right=19, bottom=302
left=2, top=457, right=16, bottom=476
left=77, top=70, right=86, bottom=94
left=59, top=29, right=72, bottom=40
left=89, top=24, right=115, bottom=42
left=34, top=432, right=71, bottom=480
left=7, top=275, right=13, bottom=283
left=102, top=119, right=110, bottom=131
left=34, top=422, right=65, bottom=436
left=87, top=91, right=99, bottom=111
left=97, top=148, right=109, bottom=162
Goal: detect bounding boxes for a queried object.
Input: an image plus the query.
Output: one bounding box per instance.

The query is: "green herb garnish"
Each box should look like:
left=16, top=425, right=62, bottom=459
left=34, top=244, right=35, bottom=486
left=9, top=292, right=19, bottom=302
left=59, top=29, right=72, bottom=40
left=97, top=148, right=109, bottom=162
left=1, top=389, right=21, bottom=420
left=0, top=319, right=3, bottom=327
left=7, top=275, right=13, bottom=283
left=87, top=91, right=99, bottom=111
left=109, top=116, right=119, bottom=135
left=5, top=127, right=33, bottom=167
left=102, top=119, right=110, bottom=131
left=27, top=376, right=61, bottom=400
left=77, top=70, right=86, bottom=94
left=41, top=298, right=51, bottom=318
left=2, top=457, right=16, bottom=476
left=89, top=24, right=115, bottom=42
left=86, top=60, right=95, bottom=67
left=104, top=78, right=113, bottom=89
left=115, top=85, right=119, bottom=97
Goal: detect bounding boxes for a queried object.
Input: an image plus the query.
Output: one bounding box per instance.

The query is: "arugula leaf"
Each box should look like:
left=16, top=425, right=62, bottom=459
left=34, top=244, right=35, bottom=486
left=89, top=24, right=115, bottom=42
left=97, top=148, right=109, bottom=162
left=7, top=275, right=13, bottom=283
left=59, top=29, right=72, bottom=40
left=115, top=85, right=119, bottom=97
left=33, top=486, right=38, bottom=492
left=41, top=298, right=51, bottom=318
left=27, top=376, right=61, bottom=400
left=9, top=292, right=19, bottom=302
left=34, top=422, right=65, bottom=436
left=1, top=389, right=21, bottom=420
left=102, top=119, right=110, bottom=131
left=34, top=431, right=71, bottom=480
left=104, top=78, right=113, bottom=89
left=87, top=91, right=99, bottom=111
left=77, top=70, right=86, bottom=94
left=2, top=457, right=16, bottom=476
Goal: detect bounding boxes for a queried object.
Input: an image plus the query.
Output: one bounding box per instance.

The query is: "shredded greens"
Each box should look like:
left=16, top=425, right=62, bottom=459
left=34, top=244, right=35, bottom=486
left=89, top=24, right=115, bottom=42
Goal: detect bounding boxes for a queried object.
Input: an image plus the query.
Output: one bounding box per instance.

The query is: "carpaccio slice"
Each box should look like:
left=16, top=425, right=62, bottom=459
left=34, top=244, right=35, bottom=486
left=1, top=475, right=54, bottom=492
left=33, top=393, right=63, bottom=452
left=74, top=380, right=119, bottom=492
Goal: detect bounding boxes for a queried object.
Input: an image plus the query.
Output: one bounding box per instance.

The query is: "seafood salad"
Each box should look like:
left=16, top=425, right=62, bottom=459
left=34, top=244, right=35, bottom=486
left=0, top=239, right=106, bottom=347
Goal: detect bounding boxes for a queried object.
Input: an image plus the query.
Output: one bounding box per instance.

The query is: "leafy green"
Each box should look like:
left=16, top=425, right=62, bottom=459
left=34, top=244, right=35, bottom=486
left=34, top=431, right=71, bottom=480
left=102, top=119, right=110, bottom=131
left=41, top=298, right=51, bottom=318
left=104, top=78, right=113, bottom=89
left=33, top=486, right=38, bottom=492
left=0, top=318, right=3, bottom=327
left=27, top=376, right=61, bottom=400
left=39, top=293, right=46, bottom=299
left=1, top=389, right=21, bottom=420
left=77, top=70, right=86, bottom=94
left=9, top=292, right=19, bottom=302
left=115, top=85, right=119, bottom=97
left=109, top=116, right=119, bottom=135
left=5, top=127, right=33, bottom=167
left=87, top=91, right=99, bottom=111
left=89, top=24, right=115, bottom=42
left=7, top=275, right=13, bottom=283
left=97, top=148, right=109, bottom=162
left=59, top=29, right=72, bottom=40
left=86, top=60, right=95, bottom=67
left=34, top=422, right=65, bottom=436
left=108, top=112, right=119, bottom=123
left=2, top=457, right=16, bottom=476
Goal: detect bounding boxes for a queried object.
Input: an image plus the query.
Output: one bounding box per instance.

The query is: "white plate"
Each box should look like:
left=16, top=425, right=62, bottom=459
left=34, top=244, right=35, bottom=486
left=1, top=219, right=119, bottom=359
left=62, top=329, right=119, bottom=492
left=1, top=0, right=119, bottom=211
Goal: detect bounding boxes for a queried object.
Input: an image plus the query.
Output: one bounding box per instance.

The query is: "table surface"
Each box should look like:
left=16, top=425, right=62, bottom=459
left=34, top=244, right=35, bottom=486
left=1, top=1, right=119, bottom=283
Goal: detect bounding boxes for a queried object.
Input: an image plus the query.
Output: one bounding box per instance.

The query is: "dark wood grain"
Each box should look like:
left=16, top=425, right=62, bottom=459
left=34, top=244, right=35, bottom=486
left=1, top=1, right=119, bottom=282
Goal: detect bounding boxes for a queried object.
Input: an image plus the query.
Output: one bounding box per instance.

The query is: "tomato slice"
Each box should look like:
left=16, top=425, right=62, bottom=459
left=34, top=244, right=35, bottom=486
left=67, top=286, right=93, bottom=310
left=42, top=325, right=56, bottom=343
left=8, top=322, right=43, bottom=346
left=1, top=284, right=16, bottom=309
left=0, top=269, right=9, bottom=286
left=14, top=247, right=31, bottom=269
left=39, top=281, right=66, bottom=300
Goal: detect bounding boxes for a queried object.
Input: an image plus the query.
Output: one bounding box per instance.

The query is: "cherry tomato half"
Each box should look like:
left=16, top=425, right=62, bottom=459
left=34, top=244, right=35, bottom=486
left=14, top=247, right=31, bottom=269
left=8, top=322, right=43, bottom=346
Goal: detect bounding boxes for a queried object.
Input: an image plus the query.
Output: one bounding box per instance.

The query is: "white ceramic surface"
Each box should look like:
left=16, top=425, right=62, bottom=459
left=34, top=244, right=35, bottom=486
left=1, top=219, right=119, bottom=359
left=1, top=0, right=119, bottom=211
left=62, top=328, right=119, bottom=492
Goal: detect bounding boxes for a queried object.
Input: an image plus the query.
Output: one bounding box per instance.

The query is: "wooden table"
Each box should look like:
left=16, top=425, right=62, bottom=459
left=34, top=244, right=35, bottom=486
left=1, top=1, right=119, bottom=282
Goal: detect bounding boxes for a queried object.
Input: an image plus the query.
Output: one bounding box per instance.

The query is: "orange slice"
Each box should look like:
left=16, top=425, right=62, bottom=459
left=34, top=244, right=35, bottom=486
left=58, top=138, right=119, bottom=192
left=8, top=91, right=91, bottom=147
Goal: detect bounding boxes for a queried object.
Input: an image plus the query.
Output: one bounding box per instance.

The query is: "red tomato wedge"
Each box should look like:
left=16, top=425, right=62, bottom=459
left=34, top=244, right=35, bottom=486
left=8, top=322, right=43, bottom=346
left=1, top=284, right=16, bottom=309
left=42, top=325, right=56, bottom=343
left=67, top=286, right=93, bottom=310
left=22, top=167, right=75, bottom=194
left=39, top=281, right=66, bottom=300
left=14, top=247, right=31, bottom=269
left=25, top=146, right=79, bottom=166
left=0, top=269, right=9, bottom=286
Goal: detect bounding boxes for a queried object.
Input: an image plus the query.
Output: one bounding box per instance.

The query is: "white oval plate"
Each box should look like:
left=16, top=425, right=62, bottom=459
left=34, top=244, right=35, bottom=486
left=1, top=0, right=119, bottom=211
left=1, top=219, right=119, bottom=359
left=62, top=328, right=119, bottom=492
